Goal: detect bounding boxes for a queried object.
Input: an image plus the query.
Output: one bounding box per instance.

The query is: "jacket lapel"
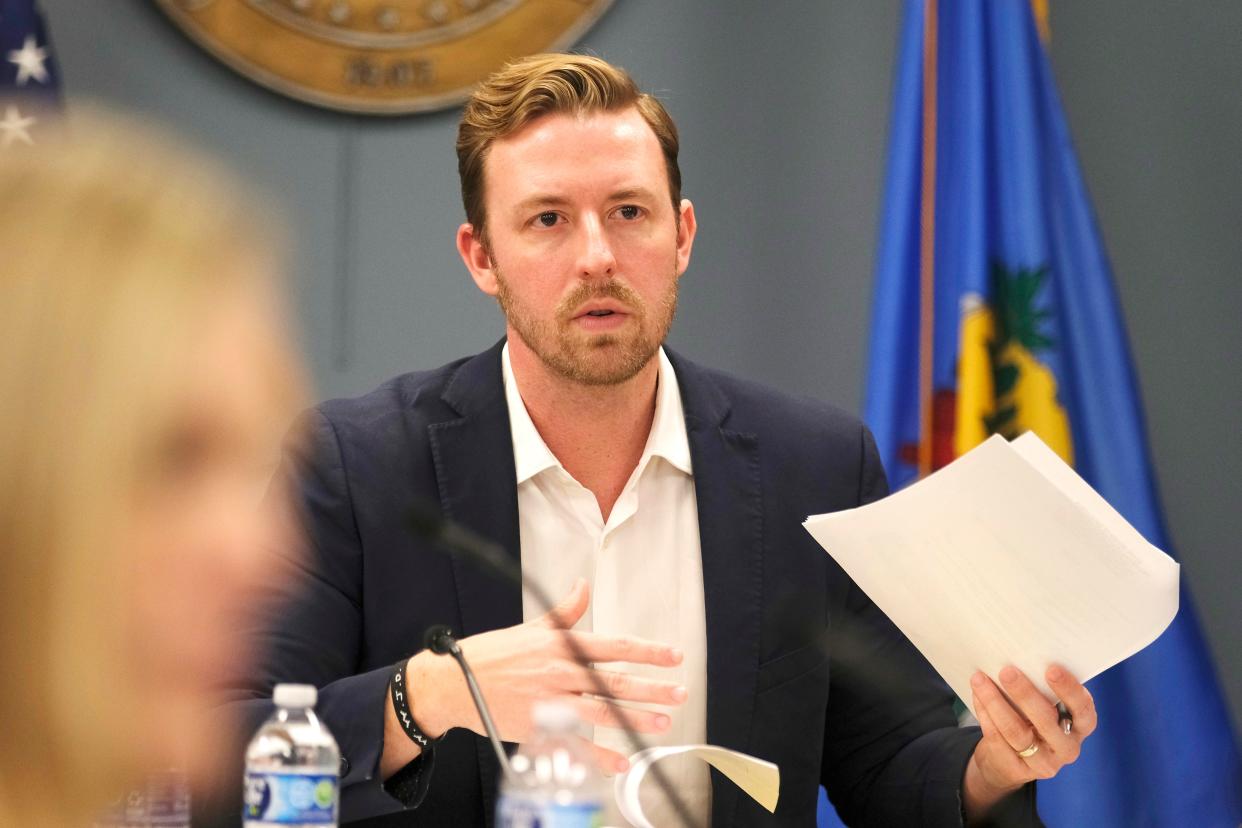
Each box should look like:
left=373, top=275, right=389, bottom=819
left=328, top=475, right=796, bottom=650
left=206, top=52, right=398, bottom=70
left=427, top=340, right=521, bottom=826
left=668, top=351, right=765, bottom=828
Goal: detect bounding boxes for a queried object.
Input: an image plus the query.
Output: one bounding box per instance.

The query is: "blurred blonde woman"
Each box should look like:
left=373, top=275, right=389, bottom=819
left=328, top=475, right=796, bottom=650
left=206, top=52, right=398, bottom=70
left=0, top=113, right=304, bottom=826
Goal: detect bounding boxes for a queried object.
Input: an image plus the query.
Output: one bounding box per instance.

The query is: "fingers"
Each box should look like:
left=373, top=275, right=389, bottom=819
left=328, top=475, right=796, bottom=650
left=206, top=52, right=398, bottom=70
left=972, top=677, right=1061, bottom=780
left=575, top=696, right=674, bottom=735
left=972, top=672, right=1035, bottom=750
left=997, top=666, right=1078, bottom=762
left=572, top=631, right=684, bottom=668
left=1046, top=664, right=1097, bottom=738
left=972, top=692, right=1032, bottom=781
left=586, top=738, right=631, bottom=776
left=972, top=693, right=1002, bottom=741
left=540, top=578, right=590, bottom=630
left=972, top=669, right=1079, bottom=780
left=568, top=669, right=688, bottom=706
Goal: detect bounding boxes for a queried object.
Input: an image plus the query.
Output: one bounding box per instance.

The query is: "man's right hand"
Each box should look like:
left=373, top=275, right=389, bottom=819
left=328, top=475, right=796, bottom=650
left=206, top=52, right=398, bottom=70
left=381, top=578, right=687, bottom=778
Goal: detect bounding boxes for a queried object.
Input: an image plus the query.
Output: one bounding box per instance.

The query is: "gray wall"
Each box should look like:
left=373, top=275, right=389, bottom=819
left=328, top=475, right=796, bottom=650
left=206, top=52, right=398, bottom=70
left=43, top=1, right=1240, bottom=728
left=1048, top=1, right=1242, bottom=728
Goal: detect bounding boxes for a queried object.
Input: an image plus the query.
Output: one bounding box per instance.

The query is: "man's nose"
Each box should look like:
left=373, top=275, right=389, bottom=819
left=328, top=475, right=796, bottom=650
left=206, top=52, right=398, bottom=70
left=576, top=214, right=616, bottom=279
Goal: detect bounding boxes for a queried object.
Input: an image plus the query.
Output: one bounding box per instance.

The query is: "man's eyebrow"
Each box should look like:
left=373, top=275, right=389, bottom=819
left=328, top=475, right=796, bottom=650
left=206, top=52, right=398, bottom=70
left=608, top=187, right=659, bottom=202
left=512, top=194, right=571, bottom=213
left=511, top=188, right=663, bottom=214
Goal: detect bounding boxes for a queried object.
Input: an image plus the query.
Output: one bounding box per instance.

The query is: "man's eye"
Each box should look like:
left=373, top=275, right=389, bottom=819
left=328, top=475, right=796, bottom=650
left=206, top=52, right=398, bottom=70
left=617, top=205, right=641, bottom=220
left=537, top=212, right=559, bottom=227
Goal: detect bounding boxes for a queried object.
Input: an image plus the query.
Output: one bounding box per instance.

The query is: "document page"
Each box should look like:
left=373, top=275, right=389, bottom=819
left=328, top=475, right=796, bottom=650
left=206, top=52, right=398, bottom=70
left=614, top=745, right=778, bottom=828
left=803, top=433, right=1179, bottom=706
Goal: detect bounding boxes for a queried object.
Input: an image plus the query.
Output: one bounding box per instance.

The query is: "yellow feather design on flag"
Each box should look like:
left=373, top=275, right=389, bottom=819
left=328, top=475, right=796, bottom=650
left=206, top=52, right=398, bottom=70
left=955, top=292, right=1074, bottom=464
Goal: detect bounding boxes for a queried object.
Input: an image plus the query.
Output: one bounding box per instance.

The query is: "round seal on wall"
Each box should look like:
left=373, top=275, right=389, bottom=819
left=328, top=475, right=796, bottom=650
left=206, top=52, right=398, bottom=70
left=152, top=0, right=616, bottom=115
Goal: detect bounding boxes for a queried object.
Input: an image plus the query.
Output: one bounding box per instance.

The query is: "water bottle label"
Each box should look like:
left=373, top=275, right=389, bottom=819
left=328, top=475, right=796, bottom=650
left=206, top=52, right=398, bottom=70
left=544, top=801, right=604, bottom=828
left=496, top=795, right=603, bottom=828
left=243, top=771, right=338, bottom=825
left=496, top=793, right=542, bottom=828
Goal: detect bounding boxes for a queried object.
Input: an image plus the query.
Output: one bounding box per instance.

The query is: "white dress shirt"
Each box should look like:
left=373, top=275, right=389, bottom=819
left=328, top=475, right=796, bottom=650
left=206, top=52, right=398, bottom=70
left=502, top=344, right=711, bottom=826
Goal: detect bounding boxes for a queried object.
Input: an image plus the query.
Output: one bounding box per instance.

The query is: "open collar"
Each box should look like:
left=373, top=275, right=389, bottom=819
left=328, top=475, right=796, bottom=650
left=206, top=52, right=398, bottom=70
left=500, top=344, right=693, bottom=486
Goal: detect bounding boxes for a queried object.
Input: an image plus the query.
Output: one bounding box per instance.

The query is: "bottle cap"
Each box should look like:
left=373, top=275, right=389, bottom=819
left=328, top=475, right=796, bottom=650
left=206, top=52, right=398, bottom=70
left=532, top=700, right=579, bottom=732
left=273, top=683, right=317, bottom=709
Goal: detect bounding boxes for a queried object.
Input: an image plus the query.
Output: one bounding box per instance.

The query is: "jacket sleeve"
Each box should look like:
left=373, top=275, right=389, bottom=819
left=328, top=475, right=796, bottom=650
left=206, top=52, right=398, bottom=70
left=200, top=409, right=433, bottom=826
left=820, top=425, right=1039, bottom=827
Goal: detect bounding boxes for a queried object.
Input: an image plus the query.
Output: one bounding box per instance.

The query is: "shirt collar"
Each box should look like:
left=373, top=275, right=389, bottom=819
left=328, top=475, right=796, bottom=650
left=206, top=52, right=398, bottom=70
left=501, top=343, right=693, bottom=485
left=644, top=348, right=694, bottom=475
left=502, top=344, right=561, bottom=484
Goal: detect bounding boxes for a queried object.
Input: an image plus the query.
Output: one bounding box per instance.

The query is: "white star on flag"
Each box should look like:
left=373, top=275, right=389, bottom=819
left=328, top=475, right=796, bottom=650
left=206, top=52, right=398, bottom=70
left=0, top=105, right=36, bottom=147
left=8, top=34, right=50, bottom=86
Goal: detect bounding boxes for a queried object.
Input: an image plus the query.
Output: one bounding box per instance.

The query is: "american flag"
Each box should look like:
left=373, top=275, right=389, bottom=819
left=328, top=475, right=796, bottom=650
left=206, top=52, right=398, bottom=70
left=1, top=0, right=60, bottom=150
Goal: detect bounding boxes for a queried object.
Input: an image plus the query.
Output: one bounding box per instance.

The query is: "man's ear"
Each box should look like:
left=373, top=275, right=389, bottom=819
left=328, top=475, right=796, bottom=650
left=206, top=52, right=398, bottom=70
left=675, top=198, right=697, bottom=278
left=456, top=222, right=498, bottom=296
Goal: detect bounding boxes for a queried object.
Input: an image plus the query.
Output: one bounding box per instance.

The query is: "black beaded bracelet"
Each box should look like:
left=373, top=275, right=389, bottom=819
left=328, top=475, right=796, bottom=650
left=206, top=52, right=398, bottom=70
left=390, top=659, right=440, bottom=754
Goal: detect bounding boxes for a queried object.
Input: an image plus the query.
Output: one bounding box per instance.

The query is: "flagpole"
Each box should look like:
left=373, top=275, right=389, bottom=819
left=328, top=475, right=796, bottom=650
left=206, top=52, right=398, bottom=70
left=918, top=0, right=938, bottom=478
left=1030, top=0, right=1051, bottom=44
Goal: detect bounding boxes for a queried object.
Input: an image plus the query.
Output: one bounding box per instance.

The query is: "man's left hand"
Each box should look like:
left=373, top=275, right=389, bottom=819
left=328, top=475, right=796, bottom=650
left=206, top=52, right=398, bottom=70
left=962, top=664, right=1097, bottom=820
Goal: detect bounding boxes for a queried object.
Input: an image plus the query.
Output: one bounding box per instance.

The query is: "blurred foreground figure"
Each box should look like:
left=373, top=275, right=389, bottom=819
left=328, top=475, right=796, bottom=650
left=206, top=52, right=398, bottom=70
left=0, top=113, right=304, bottom=826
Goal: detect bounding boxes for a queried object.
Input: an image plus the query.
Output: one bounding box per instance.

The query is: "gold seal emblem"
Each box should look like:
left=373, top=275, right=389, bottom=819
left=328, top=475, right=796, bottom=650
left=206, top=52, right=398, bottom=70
left=152, top=0, right=616, bottom=114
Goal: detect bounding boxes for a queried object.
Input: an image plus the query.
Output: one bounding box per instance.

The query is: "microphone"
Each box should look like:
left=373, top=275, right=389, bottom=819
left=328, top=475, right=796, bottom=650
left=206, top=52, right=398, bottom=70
left=423, top=624, right=457, bottom=656
left=422, top=624, right=516, bottom=785
left=408, top=500, right=698, bottom=828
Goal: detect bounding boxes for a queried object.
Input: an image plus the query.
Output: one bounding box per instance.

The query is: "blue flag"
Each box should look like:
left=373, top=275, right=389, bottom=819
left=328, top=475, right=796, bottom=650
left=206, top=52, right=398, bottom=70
left=851, top=1, right=1242, bottom=825
left=1, top=0, right=61, bottom=149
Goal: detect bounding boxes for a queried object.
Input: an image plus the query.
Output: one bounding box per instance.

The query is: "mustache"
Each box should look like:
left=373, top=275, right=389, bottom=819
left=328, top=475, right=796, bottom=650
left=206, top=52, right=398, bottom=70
left=556, top=279, right=644, bottom=319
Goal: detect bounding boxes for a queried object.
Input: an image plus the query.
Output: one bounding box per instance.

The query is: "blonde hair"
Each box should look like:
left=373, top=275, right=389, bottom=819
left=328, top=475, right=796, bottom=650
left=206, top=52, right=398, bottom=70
left=457, top=53, right=682, bottom=238
left=0, top=111, right=299, bottom=825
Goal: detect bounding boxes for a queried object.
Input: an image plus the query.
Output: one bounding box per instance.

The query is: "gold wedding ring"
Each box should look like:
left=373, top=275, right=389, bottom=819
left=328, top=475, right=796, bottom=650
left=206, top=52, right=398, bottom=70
left=1017, top=741, right=1040, bottom=758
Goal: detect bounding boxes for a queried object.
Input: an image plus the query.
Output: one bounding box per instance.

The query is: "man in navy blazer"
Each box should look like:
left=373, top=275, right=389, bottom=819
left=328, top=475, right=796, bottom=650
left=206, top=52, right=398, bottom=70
left=226, top=54, right=1096, bottom=827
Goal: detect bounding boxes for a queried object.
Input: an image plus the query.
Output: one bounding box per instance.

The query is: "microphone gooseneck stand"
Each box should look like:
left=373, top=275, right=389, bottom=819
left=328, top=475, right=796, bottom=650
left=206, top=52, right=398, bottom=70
left=408, top=501, right=698, bottom=828
left=422, top=624, right=517, bottom=786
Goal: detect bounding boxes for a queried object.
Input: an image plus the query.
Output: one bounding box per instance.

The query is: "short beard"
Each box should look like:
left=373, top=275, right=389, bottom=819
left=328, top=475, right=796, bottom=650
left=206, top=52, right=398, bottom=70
left=495, top=270, right=677, bottom=386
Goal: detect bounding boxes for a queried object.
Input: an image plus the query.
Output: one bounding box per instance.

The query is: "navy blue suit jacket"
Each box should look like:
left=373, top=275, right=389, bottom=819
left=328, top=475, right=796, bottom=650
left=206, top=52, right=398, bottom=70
left=227, top=341, right=1031, bottom=827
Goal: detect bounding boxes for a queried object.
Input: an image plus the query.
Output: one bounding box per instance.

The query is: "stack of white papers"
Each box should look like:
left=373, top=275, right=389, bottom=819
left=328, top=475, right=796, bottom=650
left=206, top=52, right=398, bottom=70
left=803, top=432, right=1179, bottom=706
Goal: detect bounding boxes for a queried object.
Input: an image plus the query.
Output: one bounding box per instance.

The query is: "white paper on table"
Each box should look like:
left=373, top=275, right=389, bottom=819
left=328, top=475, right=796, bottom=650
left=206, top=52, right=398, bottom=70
left=802, top=432, right=1179, bottom=707
left=613, top=745, right=779, bottom=828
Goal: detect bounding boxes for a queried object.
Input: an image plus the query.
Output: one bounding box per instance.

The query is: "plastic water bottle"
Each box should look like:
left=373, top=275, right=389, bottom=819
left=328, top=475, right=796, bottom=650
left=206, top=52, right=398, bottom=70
left=145, top=769, right=191, bottom=826
left=497, top=701, right=606, bottom=827
left=92, top=769, right=189, bottom=828
left=243, top=684, right=340, bottom=827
